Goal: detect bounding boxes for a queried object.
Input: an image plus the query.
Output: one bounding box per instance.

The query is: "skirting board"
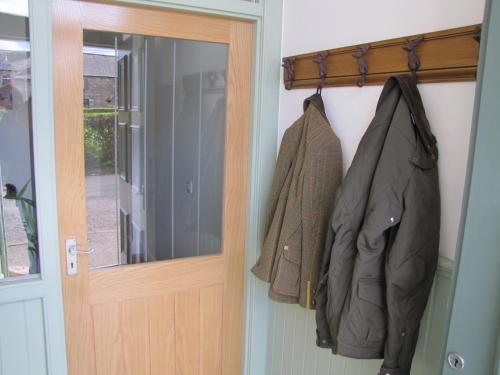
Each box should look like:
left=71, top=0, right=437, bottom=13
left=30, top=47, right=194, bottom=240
left=265, top=256, right=454, bottom=374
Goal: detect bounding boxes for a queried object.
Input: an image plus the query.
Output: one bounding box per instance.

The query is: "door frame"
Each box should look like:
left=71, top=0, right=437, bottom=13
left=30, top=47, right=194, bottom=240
left=442, top=0, right=500, bottom=373
left=0, top=1, right=68, bottom=374
left=0, top=0, right=282, bottom=374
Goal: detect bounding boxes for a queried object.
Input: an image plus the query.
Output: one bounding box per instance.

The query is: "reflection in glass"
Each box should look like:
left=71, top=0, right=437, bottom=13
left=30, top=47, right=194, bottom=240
left=83, top=31, right=227, bottom=269
left=0, top=1, right=39, bottom=279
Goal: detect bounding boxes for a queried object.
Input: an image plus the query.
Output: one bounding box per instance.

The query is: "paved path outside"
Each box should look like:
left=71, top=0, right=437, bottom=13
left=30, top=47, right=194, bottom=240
left=86, top=174, right=120, bottom=269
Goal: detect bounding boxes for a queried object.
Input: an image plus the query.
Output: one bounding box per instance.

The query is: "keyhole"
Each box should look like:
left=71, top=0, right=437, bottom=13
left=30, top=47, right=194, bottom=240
left=448, top=352, right=465, bottom=371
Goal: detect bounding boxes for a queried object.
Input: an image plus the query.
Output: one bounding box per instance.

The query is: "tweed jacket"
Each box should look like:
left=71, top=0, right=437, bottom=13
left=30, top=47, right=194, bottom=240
left=315, top=75, right=440, bottom=375
left=251, top=93, right=342, bottom=308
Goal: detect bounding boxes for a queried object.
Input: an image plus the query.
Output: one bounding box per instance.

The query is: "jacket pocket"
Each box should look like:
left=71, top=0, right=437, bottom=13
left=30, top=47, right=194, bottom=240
left=273, top=255, right=300, bottom=297
left=273, top=221, right=303, bottom=298
left=340, top=277, right=387, bottom=346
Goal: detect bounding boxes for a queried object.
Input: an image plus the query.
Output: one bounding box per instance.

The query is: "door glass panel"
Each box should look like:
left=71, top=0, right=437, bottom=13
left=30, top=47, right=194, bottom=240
left=83, top=31, right=227, bottom=269
left=0, top=1, right=40, bottom=280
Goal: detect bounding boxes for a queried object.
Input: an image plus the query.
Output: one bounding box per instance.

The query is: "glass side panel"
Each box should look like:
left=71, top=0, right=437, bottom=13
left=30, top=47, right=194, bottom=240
left=83, top=31, right=227, bottom=269
left=0, top=0, right=39, bottom=280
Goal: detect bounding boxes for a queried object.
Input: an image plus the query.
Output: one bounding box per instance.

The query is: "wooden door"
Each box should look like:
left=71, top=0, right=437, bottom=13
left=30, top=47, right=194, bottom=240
left=52, top=2, right=252, bottom=375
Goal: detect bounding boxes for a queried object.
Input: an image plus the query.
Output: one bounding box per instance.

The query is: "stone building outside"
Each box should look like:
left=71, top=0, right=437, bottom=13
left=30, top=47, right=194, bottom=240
left=83, top=53, right=116, bottom=108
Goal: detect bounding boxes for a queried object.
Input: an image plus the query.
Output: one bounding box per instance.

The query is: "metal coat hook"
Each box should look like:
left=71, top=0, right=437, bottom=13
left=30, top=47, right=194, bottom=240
left=313, top=51, right=329, bottom=93
left=403, top=35, right=424, bottom=78
left=352, top=45, right=370, bottom=87
left=473, top=26, right=482, bottom=43
left=282, top=57, right=296, bottom=90
left=473, top=26, right=481, bottom=79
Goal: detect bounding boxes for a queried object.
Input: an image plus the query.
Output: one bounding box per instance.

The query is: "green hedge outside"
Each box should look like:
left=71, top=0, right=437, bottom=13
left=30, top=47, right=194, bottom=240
left=84, top=109, right=115, bottom=175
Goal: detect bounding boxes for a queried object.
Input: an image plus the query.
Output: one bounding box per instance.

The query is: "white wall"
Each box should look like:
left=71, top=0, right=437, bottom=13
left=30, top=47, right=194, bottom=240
left=278, top=0, right=485, bottom=259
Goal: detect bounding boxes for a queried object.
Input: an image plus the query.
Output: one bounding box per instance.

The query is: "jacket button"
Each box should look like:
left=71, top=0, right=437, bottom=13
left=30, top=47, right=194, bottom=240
left=390, top=217, right=395, bottom=223
left=401, top=332, right=406, bottom=337
left=283, top=245, right=289, bottom=251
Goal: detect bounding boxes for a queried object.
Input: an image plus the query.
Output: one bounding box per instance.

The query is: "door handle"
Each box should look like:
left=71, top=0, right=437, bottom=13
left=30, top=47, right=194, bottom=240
left=68, top=246, right=95, bottom=255
left=65, top=238, right=94, bottom=276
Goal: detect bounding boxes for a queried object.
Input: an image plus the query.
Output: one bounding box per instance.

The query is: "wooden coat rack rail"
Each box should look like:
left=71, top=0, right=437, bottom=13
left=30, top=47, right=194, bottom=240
left=282, top=24, right=482, bottom=89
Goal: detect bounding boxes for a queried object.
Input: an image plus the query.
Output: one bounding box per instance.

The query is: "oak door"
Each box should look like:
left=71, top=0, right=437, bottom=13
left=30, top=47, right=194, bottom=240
left=52, top=1, right=252, bottom=374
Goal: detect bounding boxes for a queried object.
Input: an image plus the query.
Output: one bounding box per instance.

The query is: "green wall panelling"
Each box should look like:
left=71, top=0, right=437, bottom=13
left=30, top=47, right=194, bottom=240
left=265, top=257, right=453, bottom=375
left=0, top=299, right=47, bottom=375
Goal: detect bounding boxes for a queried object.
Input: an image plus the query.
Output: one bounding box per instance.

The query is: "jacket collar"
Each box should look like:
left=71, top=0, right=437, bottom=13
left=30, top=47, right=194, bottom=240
left=381, top=75, right=439, bottom=168
left=303, top=93, right=327, bottom=119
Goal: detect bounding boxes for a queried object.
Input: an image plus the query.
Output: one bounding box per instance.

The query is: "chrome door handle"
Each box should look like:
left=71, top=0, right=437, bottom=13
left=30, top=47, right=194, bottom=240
left=69, top=246, right=95, bottom=255
left=65, top=238, right=94, bottom=276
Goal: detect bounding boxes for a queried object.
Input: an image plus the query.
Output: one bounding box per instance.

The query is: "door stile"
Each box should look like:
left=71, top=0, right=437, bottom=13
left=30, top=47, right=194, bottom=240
left=52, top=1, right=97, bottom=374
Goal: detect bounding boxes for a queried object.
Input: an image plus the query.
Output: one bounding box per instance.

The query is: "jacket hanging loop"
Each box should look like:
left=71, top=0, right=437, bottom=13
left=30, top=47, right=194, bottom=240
left=282, top=57, right=296, bottom=90
left=352, top=45, right=370, bottom=87
left=403, top=35, right=424, bottom=80
left=313, top=51, right=329, bottom=94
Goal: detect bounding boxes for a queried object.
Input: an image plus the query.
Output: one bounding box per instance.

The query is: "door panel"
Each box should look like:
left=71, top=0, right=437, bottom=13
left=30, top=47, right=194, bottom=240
left=0, top=299, right=48, bottom=374
left=53, top=2, right=252, bottom=375
left=149, top=294, right=176, bottom=375
left=200, top=285, right=224, bottom=375
left=175, top=289, right=201, bottom=375
left=91, top=285, right=225, bottom=375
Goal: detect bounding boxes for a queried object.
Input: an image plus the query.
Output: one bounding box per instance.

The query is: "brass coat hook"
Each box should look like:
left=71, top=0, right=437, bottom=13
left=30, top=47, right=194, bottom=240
left=282, top=57, right=296, bottom=90
left=313, top=51, right=329, bottom=93
left=352, top=45, right=370, bottom=87
left=403, top=35, right=424, bottom=78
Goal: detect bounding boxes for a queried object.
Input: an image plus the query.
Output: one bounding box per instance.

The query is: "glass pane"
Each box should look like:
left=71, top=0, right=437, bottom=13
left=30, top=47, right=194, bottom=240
left=0, top=0, right=39, bottom=279
left=83, top=31, right=227, bottom=269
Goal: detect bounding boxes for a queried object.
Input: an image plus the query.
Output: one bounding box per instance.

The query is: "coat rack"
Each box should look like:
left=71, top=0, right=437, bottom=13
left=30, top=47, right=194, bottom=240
left=282, top=24, right=481, bottom=89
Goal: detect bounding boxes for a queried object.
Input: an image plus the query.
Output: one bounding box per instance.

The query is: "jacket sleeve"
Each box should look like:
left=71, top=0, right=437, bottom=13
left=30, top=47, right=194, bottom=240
left=379, top=166, right=440, bottom=375
left=301, top=141, right=342, bottom=308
